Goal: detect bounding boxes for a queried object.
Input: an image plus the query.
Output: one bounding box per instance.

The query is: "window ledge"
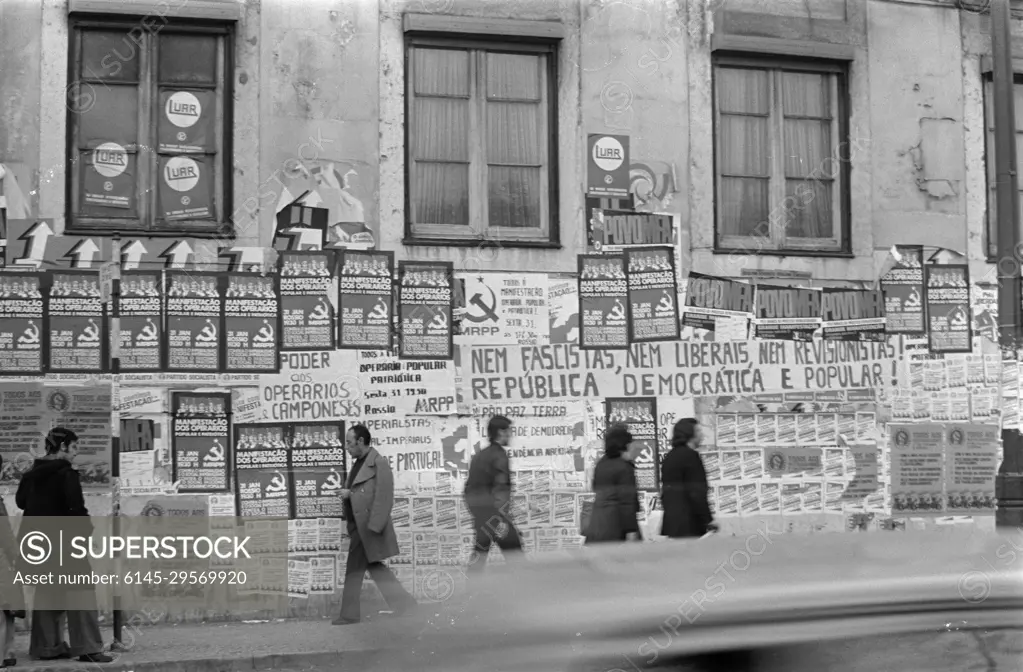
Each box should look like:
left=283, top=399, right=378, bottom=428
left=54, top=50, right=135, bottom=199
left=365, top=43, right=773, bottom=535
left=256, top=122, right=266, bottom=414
left=403, top=237, right=562, bottom=250
left=712, top=247, right=853, bottom=259
left=64, top=225, right=234, bottom=240
left=403, top=13, right=563, bottom=40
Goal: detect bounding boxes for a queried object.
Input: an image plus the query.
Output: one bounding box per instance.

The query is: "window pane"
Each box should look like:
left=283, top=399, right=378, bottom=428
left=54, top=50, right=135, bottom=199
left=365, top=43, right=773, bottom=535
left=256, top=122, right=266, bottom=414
left=159, top=34, right=217, bottom=84
left=488, top=166, right=540, bottom=229
left=81, top=30, right=139, bottom=82
left=782, top=72, right=829, bottom=118
left=785, top=179, right=833, bottom=238
left=412, top=98, right=469, bottom=161
left=413, top=48, right=469, bottom=97
left=487, top=102, right=541, bottom=165
left=716, top=68, right=769, bottom=115
left=486, top=53, right=540, bottom=100
left=413, top=163, right=469, bottom=225
left=78, top=84, right=138, bottom=148
left=719, top=115, right=770, bottom=176
left=719, top=177, right=769, bottom=238
left=784, top=119, right=831, bottom=178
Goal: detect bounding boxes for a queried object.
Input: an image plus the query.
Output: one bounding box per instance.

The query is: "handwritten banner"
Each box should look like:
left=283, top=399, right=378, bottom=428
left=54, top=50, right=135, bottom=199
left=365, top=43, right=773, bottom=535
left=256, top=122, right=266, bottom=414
left=753, top=285, right=820, bottom=342
left=925, top=265, right=971, bottom=354
left=682, top=273, right=755, bottom=331
left=469, top=400, right=587, bottom=472
left=821, top=288, right=885, bottom=342
left=624, top=247, right=679, bottom=343
left=259, top=351, right=361, bottom=422
left=357, top=351, right=457, bottom=417
left=578, top=254, right=628, bottom=350
left=467, top=339, right=901, bottom=403
left=880, top=245, right=925, bottom=335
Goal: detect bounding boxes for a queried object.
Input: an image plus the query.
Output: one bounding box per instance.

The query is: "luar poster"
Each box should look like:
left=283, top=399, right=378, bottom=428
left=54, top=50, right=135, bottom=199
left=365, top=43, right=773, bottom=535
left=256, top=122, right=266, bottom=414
left=158, top=90, right=215, bottom=153
left=753, top=285, right=821, bottom=341
left=0, top=273, right=44, bottom=374
left=290, top=422, right=347, bottom=519
left=45, top=271, right=107, bottom=373
left=115, top=271, right=163, bottom=372
left=159, top=155, right=212, bottom=220
left=624, top=247, right=680, bottom=343
left=880, top=245, right=925, bottom=335
left=235, top=423, right=291, bottom=518
left=821, top=288, right=886, bottom=342
left=604, top=397, right=659, bottom=491
left=924, top=265, right=972, bottom=354
left=164, top=271, right=223, bottom=372
left=577, top=254, right=628, bottom=350
left=278, top=250, right=336, bottom=351
left=397, top=261, right=453, bottom=360
left=339, top=250, right=394, bottom=350
left=682, top=273, right=755, bottom=332
left=171, top=392, right=231, bottom=493
left=223, top=273, right=281, bottom=373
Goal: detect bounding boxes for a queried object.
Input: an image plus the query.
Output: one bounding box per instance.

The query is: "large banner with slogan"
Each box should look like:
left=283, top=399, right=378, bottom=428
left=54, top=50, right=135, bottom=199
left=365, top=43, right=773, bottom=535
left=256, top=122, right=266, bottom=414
left=466, top=339, right=902, bottom=403
left=258, top=351, right=362, bottom=422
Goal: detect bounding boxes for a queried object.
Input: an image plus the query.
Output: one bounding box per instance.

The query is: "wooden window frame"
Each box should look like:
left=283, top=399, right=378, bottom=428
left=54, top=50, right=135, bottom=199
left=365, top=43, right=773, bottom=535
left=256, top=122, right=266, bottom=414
left=981, top=72, right=1023, bottom=261
left=65, top=15, right=234, bottom=238
left=403, top=34, right=560, bottom=248
left=712, top=53, right=852, bottom=256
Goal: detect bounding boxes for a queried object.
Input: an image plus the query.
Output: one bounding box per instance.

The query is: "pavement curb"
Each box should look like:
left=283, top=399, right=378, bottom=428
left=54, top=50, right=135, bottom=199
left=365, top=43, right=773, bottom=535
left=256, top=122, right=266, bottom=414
left=23, top=648, right=392, bottom=672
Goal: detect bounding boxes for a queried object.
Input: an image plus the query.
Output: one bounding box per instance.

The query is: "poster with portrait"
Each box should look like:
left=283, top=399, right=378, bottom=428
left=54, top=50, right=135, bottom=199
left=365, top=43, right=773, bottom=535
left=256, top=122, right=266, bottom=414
left=171, top=392, right=231, bottom=493
left=397, top=261, right=453, bottom=360
left=624, top=247, right=679, bottom=344
left=234, top=423, right=290, bottom=471
left=577, top=254, right=628, bottom=350
left=278, top=250, right=336, bottom=351
left=880, top=245, right=925, bottom=335
left=753, top=285, right=821, bottom=341
left=164, top=271, right=223, bottom=372
left=115, top=271, right=163, bottom=372
left=290, top=422, right=347, bottom=520
left=223, top=273, right=281, bottom=373
left=339, top=250, right=394, bottom=350
left=0, top=273, right=45, bottom=374
left=604, top=397, right=659, bottom=491
left=924, top=265, right=972, bottom=354
left=45, top=271, right=107, bottom=373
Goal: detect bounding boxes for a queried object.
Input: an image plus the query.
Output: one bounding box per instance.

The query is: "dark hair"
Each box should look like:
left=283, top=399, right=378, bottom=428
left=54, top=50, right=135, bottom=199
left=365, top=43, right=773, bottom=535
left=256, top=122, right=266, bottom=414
left=604, top=424, right=633, bottom=459
left=487, top=415, right=512, bottom=442
left=45, top=427, right=79, bottom=455
left=671, top=418, right=698, bottom=449
left=348, top=424, right=371, bottom=447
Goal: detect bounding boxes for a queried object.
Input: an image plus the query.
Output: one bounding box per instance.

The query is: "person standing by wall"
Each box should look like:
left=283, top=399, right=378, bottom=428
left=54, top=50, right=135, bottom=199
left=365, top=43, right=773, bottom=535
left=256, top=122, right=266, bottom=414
left=583, top=424, right=642, bottom=544
left=660, top=418, right=716, bottom=539
left=0, top=455, right=25, bottom=668
left=335, top=424, right=418, bottom=625
left=16, top=427, right=112, bottom=663
left=464, top=415, right=522, bottom=576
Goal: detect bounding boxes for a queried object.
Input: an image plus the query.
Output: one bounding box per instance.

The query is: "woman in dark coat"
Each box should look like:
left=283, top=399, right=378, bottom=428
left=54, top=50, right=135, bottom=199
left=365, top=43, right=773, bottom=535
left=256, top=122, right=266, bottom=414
left=660, top=418, right=715, bottom=538
left=584, top=424, right=642, bottom=544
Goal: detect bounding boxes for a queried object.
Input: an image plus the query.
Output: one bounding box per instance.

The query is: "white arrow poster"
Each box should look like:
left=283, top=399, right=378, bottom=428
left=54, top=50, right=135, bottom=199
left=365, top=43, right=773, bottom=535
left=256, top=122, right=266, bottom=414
left=455, top=273, right=549, bottom=346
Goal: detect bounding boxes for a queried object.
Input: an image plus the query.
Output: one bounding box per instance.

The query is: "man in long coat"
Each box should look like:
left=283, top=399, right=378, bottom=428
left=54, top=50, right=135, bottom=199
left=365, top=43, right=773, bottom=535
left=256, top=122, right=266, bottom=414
left=660, top=418, right=715, bottom=538
left=335, top=424, right=418, bottom=625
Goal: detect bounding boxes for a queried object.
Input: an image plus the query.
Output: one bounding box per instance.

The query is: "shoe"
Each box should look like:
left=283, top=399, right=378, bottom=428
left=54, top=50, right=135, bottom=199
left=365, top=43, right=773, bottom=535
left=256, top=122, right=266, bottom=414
left=78, top=653, right=114, bottom=663
left=39, top=652, right=70, bottom=661
left=1, top=658, right=15, bottom=668
left=331, top=616, right=360, bottom=625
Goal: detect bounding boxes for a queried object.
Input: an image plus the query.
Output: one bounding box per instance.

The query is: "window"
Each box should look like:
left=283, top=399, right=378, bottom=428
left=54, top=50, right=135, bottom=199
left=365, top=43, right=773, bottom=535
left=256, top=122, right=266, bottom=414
left=713, top=55, right=849, bottom=253
left=405, top=37, right=558, bottom=244
left=67, top=18, right=232, bottom=236
left=982, top=74, right=1023, bottom=259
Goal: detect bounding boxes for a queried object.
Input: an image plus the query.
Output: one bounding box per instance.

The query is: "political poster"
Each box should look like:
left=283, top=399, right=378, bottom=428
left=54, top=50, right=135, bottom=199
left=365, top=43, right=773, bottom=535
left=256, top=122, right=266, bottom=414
left=467, top=339, right=901, bottom=403
left=82, top=142, right=135, bottom=211
left=357, top=351, right=457, bottom=416
left=468, top=400, right=588, bottom=472
left=585, top=195, right=634, bottom=251
left=605, top=397, right=659, bottom=491
left=223, top=273, right=281, bottom=373
left=236, top=469, right=292, bottom=518
left=115, top=271, right=163, bottom=372
left=290, top=422, right=347, bottom=519
left=234, top=423, right=290, bottom=471
left=171, top=392, right=231, bottom=493
left=0, top=272, right=44, bottom=374
left=624, top=247, right=679, bottom=344
left=164, top=271, right=223, bottom=372
left=397, top=261, right=453, bottom=360
left=944, top=423, right=999, bottom=514
left=587, top=134, right=630, bottom=197
left=279, top=250, right=336, bottom=351
left=159, top=155, right=212, bottom=220
left=924, top=265, right=971, bottom=354
left=45, top=271, right=107, bottom=373
left=339, top=250, right=393, bottom=350
left=457, top=273, right=550, bottom=346
left=362, top=415, right=470, bottom=477
left=577, top=254, right=628, bottom=350
left=753, top=285, right=821, bottom=342
left=158, top=90, right=215, bottom=153
left=889, top=423, right=945, bottom=515
left=588, top=210, right=675, bottom=253
left=259, top=351, right=362, bottom=422
left=821, top=288, right=886, bottom=342
left=880, top=245, right=925, bottom=335
left=682, top=273, right=755, bottom=331
left=546, top=279, right=579, bottom=344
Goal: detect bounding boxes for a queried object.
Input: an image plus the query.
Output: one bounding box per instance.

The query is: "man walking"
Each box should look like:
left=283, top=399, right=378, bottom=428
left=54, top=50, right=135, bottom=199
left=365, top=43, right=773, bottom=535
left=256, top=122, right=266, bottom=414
left=464, top=415, right=522, bottom=575
left=335, top=424, right=418, bottom=625
left=660, top=418, right=716, bottom=539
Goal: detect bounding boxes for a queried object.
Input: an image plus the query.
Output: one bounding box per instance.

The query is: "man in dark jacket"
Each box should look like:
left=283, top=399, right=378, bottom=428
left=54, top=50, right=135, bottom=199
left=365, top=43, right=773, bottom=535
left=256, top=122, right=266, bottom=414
left=660, top=418, right=716, bottom=539
left=16, top=427, right=112, bottom=663
left=464, top=415, right=521, bottom=575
